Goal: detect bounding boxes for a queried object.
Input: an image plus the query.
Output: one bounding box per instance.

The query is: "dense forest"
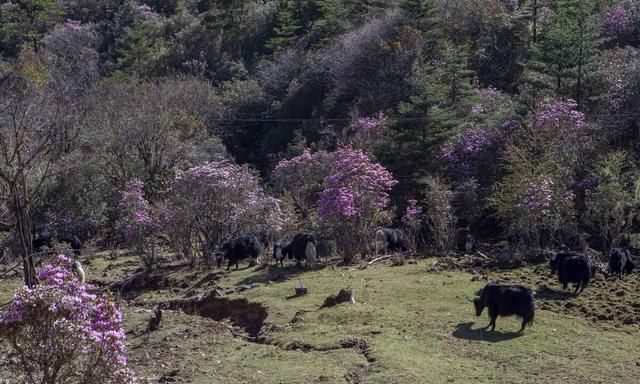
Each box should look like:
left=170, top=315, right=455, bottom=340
left=2, top=0, right=640, bottom=277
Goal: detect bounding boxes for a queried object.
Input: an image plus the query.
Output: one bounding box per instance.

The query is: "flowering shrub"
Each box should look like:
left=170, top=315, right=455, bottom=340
left=317, top=146, right=397, bottom=261
left=602, top=5, right=630, bottom=33
left=600, top=47, right=640, bottom=112
left=401, top=198, right=423, bottom=252
left=493, top=174, right=576, bottom=247
left=271, top=149, right=335, bottom=220
left=116, top=180, right=158, bottom=266
left=349, top=112, right=389, bottom=150
left=0, top=255, right=135, bottom=383
left=163, top=161, right=282, bottom=266
left=526, top=98, right=591, bottom=170
left=319, top=146, right=397, bottom=218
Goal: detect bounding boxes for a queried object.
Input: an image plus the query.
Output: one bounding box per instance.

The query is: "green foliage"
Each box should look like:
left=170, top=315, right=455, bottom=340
left=583, top=151, right=640, bottom=251
left=114, top=19, right=170, bottom=76
left=313, top=0, right=350, bottom=45
left=525, top=0, right=602, bottom=107
left=387, top=43, right=478, bottom=192
left=266, top=1, right=302, bottom=53
left=0, top=0, right=61, bottom=56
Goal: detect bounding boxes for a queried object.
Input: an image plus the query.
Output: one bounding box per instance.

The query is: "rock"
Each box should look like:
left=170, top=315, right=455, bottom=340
left=595, top=273, right=605, bottom=281
left=320, top=288, right=355, bottom=308
left=295, top=286, right=308, bottom=296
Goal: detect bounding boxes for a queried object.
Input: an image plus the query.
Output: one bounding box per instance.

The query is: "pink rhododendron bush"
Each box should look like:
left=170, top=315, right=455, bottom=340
left=0, top=255, right=136, bottom=384
left=162, top=160, right=282, bottom=266
left=317, top=146, right=397, bottom=261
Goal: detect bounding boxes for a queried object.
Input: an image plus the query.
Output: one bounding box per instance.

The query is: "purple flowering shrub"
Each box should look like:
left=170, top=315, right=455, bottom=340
left=401, top=198, right=423, bottom=253
left=317, top=146, right=397, bottom=261
left=602, top=4, right=631, bottom=34
left=600, top=47, right=640, bottom=112
left=0, top=255, right=136, bottom=383
left=493, top=174, right=575, bottom=246
left=116, top=179, right=158, bottom=267
left=272, top=149, right=336, bottom=220
left=163, top=161, right=282, bottom=266
left=489, top=99, right=591, bottom=246
left=348, top=112, right=389, bottom=150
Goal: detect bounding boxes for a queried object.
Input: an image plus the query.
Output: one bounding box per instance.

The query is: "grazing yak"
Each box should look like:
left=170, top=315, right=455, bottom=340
left=278, top=233, right=317, bottom=266
left=549, top=252, right=592, bottom=295
left=469, top=283, right=535, bottom=332
left=374, top=228, right=407, bottom=255
left=608, top=248, right=635, bottom=279
left=33, top=234, right=83, bottom=256
left=216, top=235, right=262, bottom=270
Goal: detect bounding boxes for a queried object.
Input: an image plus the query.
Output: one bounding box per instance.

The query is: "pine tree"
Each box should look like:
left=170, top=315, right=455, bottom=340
left=399, top=0, right=441, bottom=57
left=524, top=0, right=602, bottom=108
left=313, top=0, right=350, bottom=45
left=0, top=0, right=61, bottom=56
left=266, top=1, right=302, bottom=53
left=384, top=43, right=478, bottom=193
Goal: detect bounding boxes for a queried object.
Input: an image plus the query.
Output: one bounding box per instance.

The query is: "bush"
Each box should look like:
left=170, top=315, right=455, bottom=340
left=162, top=160, right=282, bottom=266
left=420, top=177, right=456, bottom=256
left=582, top=151, right=640, bottom=251
left=0, top=255, right=135, bottom=384
left=318, top=146, right=397, bottom=262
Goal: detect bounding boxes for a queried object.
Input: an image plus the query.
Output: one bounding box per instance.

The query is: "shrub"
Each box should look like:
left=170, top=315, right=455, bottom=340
left=583, top=151, right=640, bottom=251
left=163, top=160, right=282, bottom=266
left=420, top=177, right=456, bottom=257
left=116, top=179, right=159, bottom=268
left=318, top=146, right=397, bottom=261
left=0, top=255, right=135, bottom=384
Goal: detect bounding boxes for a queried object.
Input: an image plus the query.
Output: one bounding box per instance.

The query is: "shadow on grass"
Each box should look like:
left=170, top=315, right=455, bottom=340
left=535, top=286, right=574, bottom=301
left=452, top=322, right=524, bottom=343
left=235, top=264, right=326, bottom=286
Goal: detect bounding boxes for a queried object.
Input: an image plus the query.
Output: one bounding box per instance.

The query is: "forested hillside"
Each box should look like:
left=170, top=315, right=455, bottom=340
left=2, top=0, right=640, bottom=258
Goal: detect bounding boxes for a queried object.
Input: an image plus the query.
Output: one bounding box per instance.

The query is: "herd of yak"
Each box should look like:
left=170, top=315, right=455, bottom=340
left=32, top=227, right=637, bottom=333
left=214, top=229, right=637, bottom=333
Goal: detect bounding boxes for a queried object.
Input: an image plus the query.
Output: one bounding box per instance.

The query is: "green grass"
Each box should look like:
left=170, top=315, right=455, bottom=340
left=2, top=255, right=640, bottom=383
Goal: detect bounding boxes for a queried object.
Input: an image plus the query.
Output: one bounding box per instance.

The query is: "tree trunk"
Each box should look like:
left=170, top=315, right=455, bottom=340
left=12, top=188, right=37, bottom=287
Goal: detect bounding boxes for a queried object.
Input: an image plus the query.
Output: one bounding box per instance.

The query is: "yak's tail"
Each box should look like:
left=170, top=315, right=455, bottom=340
left=305, top=241, right=316, bottom=267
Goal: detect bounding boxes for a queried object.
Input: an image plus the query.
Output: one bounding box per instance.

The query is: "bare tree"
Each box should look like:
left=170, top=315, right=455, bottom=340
left=0, top=53, right=85, bottom=286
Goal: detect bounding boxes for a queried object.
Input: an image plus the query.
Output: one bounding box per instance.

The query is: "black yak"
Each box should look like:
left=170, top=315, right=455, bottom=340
left=216, top=235, right=262, bottom=270
left=608, top=248, right=635, bottom=279
left=469, top=283, right=535, bottom=332
left=549, top=252, right=592, bottom=295
left=374, top=228, right=407, bottom=255
left=282, top=233, right=316, bottom=266
left=33, top=234, right=83, bottom=256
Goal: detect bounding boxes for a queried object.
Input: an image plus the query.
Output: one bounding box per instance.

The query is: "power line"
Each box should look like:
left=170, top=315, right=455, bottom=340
left=209, top=113, right=640, bottom=124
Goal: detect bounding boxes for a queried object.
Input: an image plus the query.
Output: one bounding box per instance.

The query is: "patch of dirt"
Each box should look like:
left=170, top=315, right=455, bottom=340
left=488, top=267, right=640, bottom=327
left=165, top=291, right=268, bottom=339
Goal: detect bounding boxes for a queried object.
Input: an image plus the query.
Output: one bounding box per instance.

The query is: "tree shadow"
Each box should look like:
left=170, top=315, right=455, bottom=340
left=535, top=286, right=574, bottom=301
left=452, top=322, right=524, bottom=343
left=235, top=264, right=325, bottom=286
